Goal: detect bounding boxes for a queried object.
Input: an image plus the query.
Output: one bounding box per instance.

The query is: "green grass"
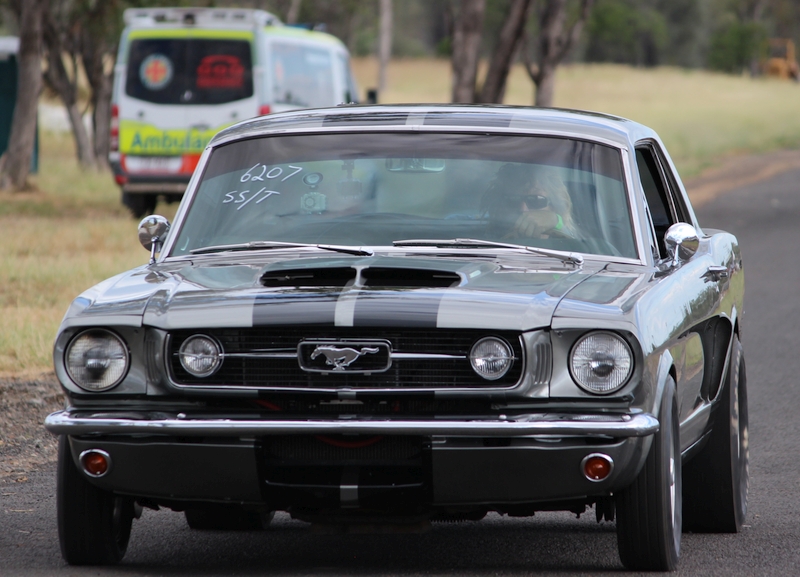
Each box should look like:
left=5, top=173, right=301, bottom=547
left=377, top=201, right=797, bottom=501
left=4, top=60, right=800, bottom=374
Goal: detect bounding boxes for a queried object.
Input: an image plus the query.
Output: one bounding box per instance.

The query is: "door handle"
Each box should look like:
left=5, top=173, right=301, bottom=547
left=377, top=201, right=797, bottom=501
left=702, top=265, right=729, bottom=282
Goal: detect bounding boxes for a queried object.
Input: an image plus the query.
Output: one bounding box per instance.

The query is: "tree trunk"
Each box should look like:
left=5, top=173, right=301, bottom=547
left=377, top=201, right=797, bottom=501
left=378, top=0, right=393, bottom=94
left=534, top=63, right=557, bottom=107
left=478, top=0, right=533, bottom=104
left=450, top=0, right=486, bottom=103
left=0, top=0, right=44, bottom=191
left=81, top=38, right=114, bottom=170
left=42, top=11, right=95, bottom=169
left=90, top=66, right=113, bottom=169
left=524, top=0, right=594, bottom=108
left=286, top=0, right=302, bottom=25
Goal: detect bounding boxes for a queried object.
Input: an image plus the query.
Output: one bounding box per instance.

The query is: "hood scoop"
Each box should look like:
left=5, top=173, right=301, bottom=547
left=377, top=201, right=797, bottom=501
left=361, top=267, right=461, bottom=288
left=260, top=266, right=462, bottom=289
left=261, top=267, right=355, bottom=288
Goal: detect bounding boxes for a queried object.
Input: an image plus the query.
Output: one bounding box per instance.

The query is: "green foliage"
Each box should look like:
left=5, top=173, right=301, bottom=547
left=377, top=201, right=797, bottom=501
left=585, top=0, right=668, bottom=66
left=707, top=19, right=767, bottom=73
left=653, top=0, right=705, bottom=67
left=436, top=36, right=452, bottom=57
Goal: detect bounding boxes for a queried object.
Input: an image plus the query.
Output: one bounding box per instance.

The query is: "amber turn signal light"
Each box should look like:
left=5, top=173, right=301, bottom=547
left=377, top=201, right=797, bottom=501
left=79, top=449, right=112, bottom=477
left=582, top=453, right=614, bottom=482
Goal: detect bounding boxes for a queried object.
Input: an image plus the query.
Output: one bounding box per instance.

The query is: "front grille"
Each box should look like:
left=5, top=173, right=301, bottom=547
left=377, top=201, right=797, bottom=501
left=168, top=327, right=524, bottom=390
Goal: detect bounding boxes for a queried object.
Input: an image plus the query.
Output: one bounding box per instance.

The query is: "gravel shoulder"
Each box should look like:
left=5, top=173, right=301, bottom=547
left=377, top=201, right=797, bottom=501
left=3, top=147, right=799, bottom=481
left=0, top=374, right=63, bottom=481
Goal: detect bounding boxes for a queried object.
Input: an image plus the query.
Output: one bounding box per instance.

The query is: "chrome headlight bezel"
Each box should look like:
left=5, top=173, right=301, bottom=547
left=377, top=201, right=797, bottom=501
left=469, top=336, right=515, bottom=381
left=65, top=329, right=130, bottom=392
left=569, top=331, right=634, bottom=395
left=178, top=334, right=223, bottom=378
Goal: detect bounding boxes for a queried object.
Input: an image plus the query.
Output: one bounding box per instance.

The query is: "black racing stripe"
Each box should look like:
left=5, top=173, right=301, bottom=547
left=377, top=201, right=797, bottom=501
left=321, top=112, right=410, bottom=126
left=352, top=290, right=444, bottom=328
left=422, top=112, right=512, bottom=128
left=253, top=293, right=337, bottom=326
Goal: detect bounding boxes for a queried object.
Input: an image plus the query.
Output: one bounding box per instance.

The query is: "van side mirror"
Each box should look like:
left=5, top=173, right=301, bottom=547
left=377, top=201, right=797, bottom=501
left=366, top=88, right=378, bottom=104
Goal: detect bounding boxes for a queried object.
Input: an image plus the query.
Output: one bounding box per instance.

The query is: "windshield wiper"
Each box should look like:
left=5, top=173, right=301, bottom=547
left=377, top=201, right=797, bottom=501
left=190, top=241, right=373, bottom=257
left=393, top=238, right=583, bottom=266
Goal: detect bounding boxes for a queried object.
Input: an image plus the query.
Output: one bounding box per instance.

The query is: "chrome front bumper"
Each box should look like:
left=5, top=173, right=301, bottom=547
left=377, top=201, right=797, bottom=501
left=45, top=410, right=659, bottom=438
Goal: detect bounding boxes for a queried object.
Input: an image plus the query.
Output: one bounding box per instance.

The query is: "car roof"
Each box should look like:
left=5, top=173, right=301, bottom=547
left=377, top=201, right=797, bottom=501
left=210, top=104, right=659, bottom=149
left=263, top=24, right=347, bottom=48
left=123, top=7, right=281, bottom=29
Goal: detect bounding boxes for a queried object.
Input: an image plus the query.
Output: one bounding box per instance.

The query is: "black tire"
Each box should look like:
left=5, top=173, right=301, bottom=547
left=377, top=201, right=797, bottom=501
left=616, top=377, right=681, bottom=571
left=185, top=507, right=274, bottom=531
left=122, top=192, right=157, bottom=218
left=683, top=335, right=749, bottom=532
left=57, top=436, right=134, bottom=565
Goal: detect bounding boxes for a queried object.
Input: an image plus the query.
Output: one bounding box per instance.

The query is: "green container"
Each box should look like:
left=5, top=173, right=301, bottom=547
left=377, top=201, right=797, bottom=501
left=0, top=37, right=38, bottom=173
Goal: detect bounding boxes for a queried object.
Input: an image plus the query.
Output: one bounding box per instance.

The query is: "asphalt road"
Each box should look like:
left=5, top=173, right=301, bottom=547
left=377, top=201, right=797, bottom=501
left=3, top=166, right=800, bottom=576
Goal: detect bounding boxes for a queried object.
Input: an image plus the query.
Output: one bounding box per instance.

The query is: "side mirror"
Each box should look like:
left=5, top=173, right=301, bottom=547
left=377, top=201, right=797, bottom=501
left=138, top=215, right=171, bottom=264
left=664, top=222, right=699, bottom=265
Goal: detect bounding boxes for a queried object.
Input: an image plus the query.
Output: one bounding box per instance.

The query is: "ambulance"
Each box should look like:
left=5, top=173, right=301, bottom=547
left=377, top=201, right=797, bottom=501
left=110, top=7, right=361, bottom=216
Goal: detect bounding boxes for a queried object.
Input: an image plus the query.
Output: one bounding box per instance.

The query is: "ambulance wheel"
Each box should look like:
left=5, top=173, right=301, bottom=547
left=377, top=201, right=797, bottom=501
left=122, top=192, right=157, bottom=218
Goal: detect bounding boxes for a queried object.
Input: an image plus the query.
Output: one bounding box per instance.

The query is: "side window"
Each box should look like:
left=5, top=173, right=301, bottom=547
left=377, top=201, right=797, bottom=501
left=636, top=144, right=686, bottom=259
left=270, top=41, right=335, bottom=108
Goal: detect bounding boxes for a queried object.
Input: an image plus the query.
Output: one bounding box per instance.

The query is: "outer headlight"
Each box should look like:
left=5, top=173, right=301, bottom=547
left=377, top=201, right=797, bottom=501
left=179, top=335, right=222, bottom=377
left=65, top=329, right=129, bottom=391
left=470, top=337, right=514, bottom=380
left=569, top=331, right=633, bottom=394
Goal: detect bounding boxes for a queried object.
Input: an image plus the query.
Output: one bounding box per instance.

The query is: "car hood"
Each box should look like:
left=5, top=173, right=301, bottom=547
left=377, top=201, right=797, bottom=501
left=63, top=255, right=645, bottom=332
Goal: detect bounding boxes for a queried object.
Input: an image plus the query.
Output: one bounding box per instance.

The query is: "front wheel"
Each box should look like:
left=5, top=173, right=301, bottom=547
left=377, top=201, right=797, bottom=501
left=57, top=437, right=134, bottom=565
left=616, top=377, right=681, bottom=571
left=683, top=335, right=749, bottom=532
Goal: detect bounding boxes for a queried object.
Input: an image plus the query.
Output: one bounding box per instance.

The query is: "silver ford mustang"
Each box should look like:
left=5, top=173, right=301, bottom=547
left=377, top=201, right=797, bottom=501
left=45, top=104, right=747, bottom=571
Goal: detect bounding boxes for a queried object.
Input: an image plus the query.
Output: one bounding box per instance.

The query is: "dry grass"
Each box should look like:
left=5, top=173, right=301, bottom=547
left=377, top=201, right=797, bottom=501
left=0, top=133, right=174, bottom=375
left=353, top=58, right=800, bottom=175
left=3, top=59, right=800, bottom=374
left=0, top=217, right=146, bottom=372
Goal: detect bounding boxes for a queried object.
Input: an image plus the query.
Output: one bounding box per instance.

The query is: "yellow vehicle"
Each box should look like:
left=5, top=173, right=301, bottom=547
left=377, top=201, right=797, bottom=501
left=110, top=7, right=360, bottom=216
left=763, top=38, right=799, bottom=80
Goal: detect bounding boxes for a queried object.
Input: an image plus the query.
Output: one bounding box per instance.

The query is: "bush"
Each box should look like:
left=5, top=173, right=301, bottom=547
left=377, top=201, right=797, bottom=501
left=707, top=21, right=767, bottom=74
left=584, top=0, right=668, bottom=66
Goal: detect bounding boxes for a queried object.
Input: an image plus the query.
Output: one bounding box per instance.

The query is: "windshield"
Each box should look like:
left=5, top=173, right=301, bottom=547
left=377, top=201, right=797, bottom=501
left=171, top=132, right=636, bottom=259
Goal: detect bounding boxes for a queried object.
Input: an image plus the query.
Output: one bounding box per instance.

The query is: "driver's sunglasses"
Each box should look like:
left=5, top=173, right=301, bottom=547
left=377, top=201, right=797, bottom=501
left=504, top=194, right=549, bottom=210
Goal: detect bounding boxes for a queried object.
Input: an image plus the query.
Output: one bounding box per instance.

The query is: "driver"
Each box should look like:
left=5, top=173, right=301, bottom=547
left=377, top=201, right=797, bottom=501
left=483, top=163, right=576, bottom=240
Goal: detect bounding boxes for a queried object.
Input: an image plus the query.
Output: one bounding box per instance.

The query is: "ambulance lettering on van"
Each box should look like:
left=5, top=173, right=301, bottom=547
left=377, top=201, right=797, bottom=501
left=109, top=7, right=361, bottom=217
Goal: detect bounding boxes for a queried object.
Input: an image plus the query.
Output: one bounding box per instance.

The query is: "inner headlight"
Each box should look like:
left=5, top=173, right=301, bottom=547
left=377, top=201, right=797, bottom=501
left=570, top=331, right=633, bottom=394
left=470, top=337, right=514, bottom=380
left=179, top=335, right=222, bottom=377
left=66, top=329, right=129, bottom=391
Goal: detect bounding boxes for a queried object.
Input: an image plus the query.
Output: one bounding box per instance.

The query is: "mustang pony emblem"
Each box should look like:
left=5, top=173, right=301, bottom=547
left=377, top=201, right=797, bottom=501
left=310, top=345, right=380, bottom=371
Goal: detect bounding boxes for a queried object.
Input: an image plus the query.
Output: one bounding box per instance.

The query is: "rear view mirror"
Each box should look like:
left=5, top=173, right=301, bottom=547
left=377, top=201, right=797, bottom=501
left=385, top=158, right=445, bottom=173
